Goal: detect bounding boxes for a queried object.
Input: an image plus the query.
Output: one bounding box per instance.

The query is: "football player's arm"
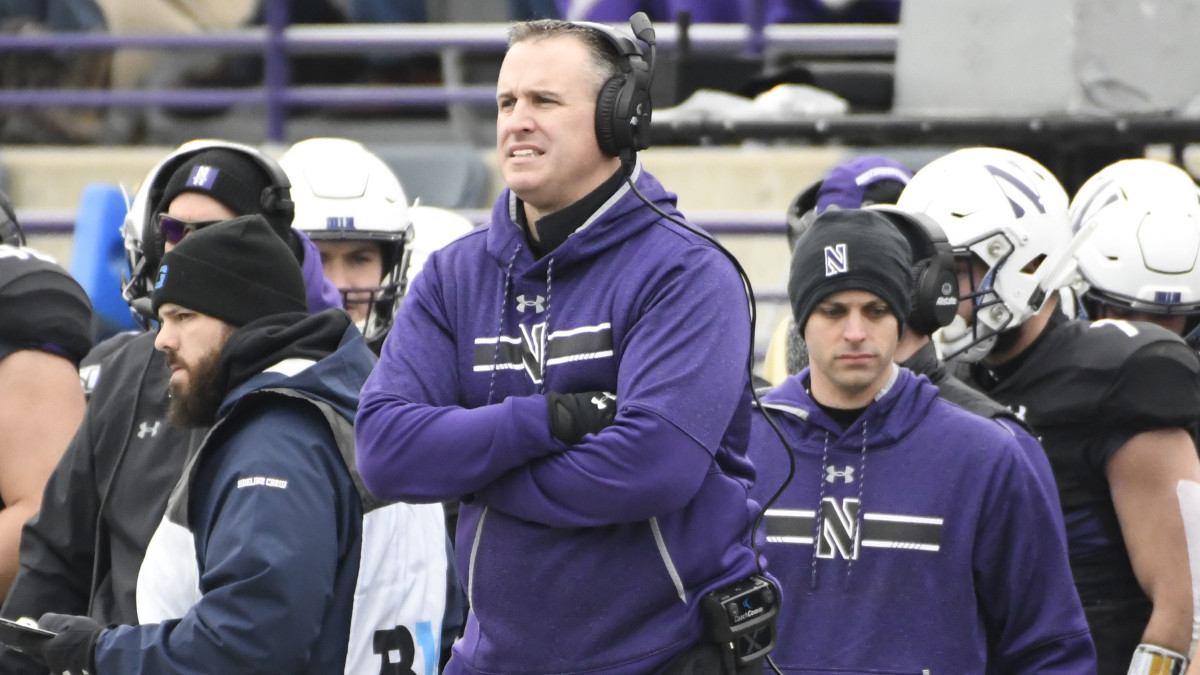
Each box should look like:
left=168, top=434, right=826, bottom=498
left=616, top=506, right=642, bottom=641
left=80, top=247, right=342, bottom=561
left=0, top=350, right=85, bottom=599
left=473, top=247, right=751, bottom=528
left=1107, top=427, right=1200, bottom=659
left=355, top=257, right=564, bottom=504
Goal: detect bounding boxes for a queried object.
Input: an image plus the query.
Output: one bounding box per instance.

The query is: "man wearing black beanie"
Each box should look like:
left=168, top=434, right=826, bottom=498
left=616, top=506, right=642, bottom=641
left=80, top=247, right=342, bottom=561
left=0, top=140, right=358, bottom=675
left=27, top=215, right=462, bottom=675
left=743, top=208, right=1093, bottom=672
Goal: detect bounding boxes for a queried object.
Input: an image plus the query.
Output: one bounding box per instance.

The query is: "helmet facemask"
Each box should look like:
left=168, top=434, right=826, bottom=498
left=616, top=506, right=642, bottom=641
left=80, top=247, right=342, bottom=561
left=320, top=229, right=414, bottom=347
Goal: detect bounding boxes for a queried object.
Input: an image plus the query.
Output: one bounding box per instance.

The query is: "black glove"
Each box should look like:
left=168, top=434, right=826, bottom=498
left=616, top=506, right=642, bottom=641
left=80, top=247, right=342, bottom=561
left=35, top=613, right=101, bottom=675
left=546, top=391, right=617, bottom=444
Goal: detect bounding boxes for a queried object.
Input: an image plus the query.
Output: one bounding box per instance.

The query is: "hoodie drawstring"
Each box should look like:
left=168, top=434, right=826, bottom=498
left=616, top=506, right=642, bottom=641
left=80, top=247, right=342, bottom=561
left=811, top=432, right=830, bottom=590
left=811, top=421, right=870, bottom=586
left=848, top=420, right=868, bottom=578
left=540, top=256, right=554, bottom=392
left=486, top=246, right=521, bottom=406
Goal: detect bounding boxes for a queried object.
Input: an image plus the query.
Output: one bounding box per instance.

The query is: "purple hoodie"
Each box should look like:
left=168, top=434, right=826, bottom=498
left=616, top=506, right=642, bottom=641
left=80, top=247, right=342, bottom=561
left=356, top=162, right=760, bottom=673
left=295, top=227, right=343, bottom=313
left=749, top=366, right=1095, bottom=673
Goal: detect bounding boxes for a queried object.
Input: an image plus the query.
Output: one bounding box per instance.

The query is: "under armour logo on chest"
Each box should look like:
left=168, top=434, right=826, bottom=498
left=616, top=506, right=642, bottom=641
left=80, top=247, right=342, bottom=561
left=515, top=294, right=545, bottom=313
left=825, top=465, right=855, bottom=484
left=138, top=421, right=161, bottom=438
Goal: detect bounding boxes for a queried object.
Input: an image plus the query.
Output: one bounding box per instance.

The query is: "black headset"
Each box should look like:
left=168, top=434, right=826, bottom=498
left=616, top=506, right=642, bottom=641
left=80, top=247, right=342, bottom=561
left=867, top=206, right=960, bottom=336
left=140, top=142, right=294, bottom=271
left=127, top=141, right=295, bottom=325
left=574, top=18, right=655, bottom=162
left=0, top=187, right=25, bottom=246
left=785, top=179, right=823, bottom=252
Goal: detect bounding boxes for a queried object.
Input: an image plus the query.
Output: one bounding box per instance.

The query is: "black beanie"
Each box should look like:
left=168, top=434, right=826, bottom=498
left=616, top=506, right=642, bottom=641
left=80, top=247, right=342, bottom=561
left=788, top=209, right=913, bottom=336
left=152, top=215, right=306, bottom=327
left=154, top=148, right=290, bottom=241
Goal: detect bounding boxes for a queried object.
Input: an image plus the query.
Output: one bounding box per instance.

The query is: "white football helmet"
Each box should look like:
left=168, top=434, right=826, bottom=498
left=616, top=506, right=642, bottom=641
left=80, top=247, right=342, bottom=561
left=120, top=139, right=293, bottom=328
left=897, top=147, right=1074, bottom=362
left=1069, top=158, right=1200, bottom=338
left=281, top=138, right=413, bottom=346
left=407, top=204, right=474, bottom=286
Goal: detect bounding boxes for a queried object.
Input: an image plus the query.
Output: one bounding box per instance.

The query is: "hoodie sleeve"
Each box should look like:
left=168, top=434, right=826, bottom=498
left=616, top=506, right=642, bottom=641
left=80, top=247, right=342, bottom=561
left=93, top=403, right=354, bottom=674
left=974, top=434, right=1097, bottom=672
left=356, top=254, right=565, bottom=503
left=473, top=243, right=752, bottom=527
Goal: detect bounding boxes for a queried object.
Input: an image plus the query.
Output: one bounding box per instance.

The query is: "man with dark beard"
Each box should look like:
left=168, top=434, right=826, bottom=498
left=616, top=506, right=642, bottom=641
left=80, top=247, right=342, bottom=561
left=0, top=140, right=347, bottom=675
left=27, top=215, right=456, bottom=675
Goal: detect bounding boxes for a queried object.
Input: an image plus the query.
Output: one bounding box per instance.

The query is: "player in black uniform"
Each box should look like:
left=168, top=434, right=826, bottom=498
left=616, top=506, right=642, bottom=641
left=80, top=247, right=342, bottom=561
left=1069, top=158, right=1200, bottom=350
left=0, top=193, right=92, bottom=602
left=899, top=147, right=1200, bottom=675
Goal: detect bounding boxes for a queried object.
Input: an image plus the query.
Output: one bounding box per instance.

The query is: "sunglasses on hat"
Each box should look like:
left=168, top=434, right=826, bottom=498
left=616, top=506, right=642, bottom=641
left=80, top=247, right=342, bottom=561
left=156, top=213, right=223, bottom=244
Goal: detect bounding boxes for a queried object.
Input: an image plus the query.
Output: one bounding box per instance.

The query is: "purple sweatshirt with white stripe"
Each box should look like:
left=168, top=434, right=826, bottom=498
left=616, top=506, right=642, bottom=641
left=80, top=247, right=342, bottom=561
left=749, top=366, right=1095, bottom=673
left=356, top=162, right=760, bottom=674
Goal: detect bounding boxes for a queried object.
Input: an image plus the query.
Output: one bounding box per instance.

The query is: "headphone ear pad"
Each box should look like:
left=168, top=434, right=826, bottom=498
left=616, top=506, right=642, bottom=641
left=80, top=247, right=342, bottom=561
left=907, top=256, right=959, bottom=335
left=140, top=214, right=164, bottom=276
left=928, top=257, right=961, bottom=330
left=594, top=75, right=625, bottom=158
left=907, top=260, right=937, bottom=336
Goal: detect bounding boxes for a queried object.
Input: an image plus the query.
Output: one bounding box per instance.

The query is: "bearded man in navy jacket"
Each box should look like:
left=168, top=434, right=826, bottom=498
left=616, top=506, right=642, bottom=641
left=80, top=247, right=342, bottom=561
left=356, top=17, right=764, bottom=675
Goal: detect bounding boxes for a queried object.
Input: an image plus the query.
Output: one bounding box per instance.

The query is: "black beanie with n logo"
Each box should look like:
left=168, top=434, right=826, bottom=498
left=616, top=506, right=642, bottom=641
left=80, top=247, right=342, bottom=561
left=151, top=215, right=306, bottom=327
left=788, top=208, right=913, bottom=336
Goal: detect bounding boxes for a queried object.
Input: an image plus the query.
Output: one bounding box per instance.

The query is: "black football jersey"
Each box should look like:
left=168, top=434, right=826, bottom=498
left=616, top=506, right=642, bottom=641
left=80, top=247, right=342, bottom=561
left=971, top=314, right=1200, bottom=600
left=0, top=245, right=92, bottom=365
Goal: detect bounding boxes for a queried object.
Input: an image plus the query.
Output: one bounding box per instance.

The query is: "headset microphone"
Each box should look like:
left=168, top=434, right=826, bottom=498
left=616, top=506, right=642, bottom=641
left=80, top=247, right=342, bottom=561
left=624, top=12, right=656, bottom=166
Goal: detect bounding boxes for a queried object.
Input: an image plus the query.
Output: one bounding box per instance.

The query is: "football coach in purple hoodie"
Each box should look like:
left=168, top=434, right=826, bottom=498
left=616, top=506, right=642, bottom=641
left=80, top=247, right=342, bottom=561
left=356, top=15, right=764, bottom=675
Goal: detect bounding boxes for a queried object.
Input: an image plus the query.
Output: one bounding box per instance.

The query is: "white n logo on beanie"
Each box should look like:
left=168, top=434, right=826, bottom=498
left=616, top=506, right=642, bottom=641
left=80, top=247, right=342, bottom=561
left=824, top=243, right=848, bottom=277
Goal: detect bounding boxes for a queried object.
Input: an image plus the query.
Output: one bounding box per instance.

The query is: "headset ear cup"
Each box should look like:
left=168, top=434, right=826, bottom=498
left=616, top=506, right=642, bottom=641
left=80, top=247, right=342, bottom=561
left=627, top=70, right=652, bottom=151
left=594, top=76, right=625, bottom=158
left=141, top=214, right=164, bottom=278
left=907, top=259, right=936, bottom=336
left=929, top=258, right=961, bottom=330
left=908, top=258, right=959, bottom=336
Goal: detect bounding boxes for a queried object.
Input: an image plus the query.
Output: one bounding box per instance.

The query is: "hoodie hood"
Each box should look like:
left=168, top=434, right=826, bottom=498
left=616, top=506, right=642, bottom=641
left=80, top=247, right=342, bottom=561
left=484, top=158, right=683, bottom=277
left=217, top=309, right=372, bottom=422
left=761, top=365, right=937, bottom=448
left=296, top=228, right=344, bottom=313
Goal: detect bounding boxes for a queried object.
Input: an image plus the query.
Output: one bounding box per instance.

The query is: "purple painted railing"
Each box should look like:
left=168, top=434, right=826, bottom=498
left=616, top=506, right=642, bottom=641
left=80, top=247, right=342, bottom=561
left=0, top=10, right=897, bottom=139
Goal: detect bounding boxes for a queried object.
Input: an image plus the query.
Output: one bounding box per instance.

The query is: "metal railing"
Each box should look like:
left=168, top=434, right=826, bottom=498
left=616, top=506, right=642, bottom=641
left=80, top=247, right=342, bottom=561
left=0, top=7, right=898, bottom=141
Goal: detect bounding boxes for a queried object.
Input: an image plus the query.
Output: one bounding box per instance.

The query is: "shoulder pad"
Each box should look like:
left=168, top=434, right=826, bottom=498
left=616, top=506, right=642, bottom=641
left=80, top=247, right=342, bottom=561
left=0, top=245, right=93, bottom=364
